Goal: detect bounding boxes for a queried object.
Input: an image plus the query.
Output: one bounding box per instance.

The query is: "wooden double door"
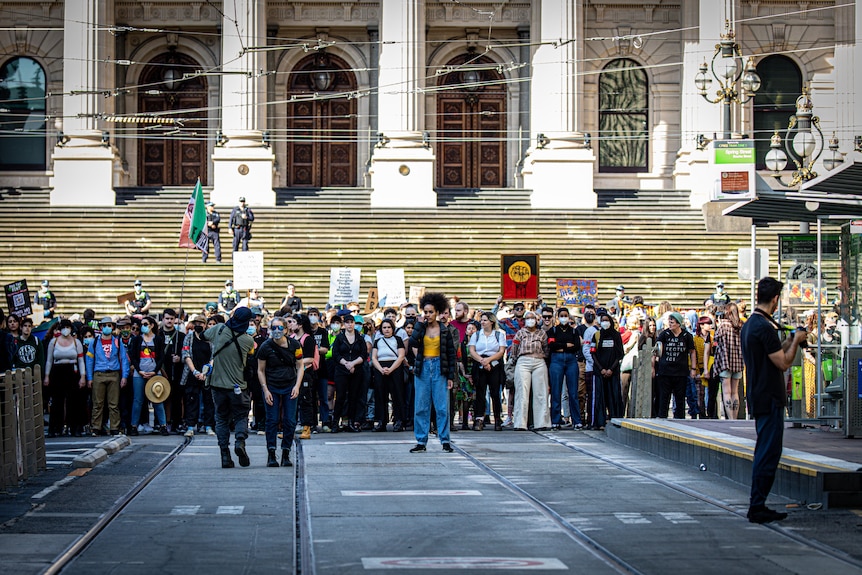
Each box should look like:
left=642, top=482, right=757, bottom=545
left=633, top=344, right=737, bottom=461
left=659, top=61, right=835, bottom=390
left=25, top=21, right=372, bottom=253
left=436, top=54, right=507, bottom=189
left=286, top=53, right=357, bottom=187
left=137, top=52, right=207, bottom=186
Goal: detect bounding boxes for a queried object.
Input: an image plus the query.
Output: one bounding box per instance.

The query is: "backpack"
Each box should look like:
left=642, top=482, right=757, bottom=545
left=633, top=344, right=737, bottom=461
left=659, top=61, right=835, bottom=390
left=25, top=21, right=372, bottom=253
left=299, top=333, right=320, bottom=370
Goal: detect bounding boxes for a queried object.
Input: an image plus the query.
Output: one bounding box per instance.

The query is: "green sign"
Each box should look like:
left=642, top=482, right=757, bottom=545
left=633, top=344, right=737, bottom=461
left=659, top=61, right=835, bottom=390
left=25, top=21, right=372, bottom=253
left=779, top=234, right=841, bottom=261
left=714, top=140, right=756, bottom=164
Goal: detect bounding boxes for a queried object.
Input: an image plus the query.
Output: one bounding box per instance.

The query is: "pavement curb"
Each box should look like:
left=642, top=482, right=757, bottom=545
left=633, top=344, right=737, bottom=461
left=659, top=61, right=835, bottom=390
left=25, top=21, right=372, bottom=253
left=71, top=436, right=132, bottom=468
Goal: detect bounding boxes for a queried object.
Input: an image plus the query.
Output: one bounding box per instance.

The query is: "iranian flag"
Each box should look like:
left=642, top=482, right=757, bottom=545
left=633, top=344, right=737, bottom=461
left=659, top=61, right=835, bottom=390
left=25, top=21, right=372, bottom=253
left=179, top=179, right=208, bottom=251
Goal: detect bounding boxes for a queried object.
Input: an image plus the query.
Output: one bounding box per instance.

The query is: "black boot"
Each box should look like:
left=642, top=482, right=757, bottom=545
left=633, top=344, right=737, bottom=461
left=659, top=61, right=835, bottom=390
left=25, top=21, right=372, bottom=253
left=220, top=448, right=235, bottom=468
left=267, top=448, right=279, bottom=467
left=234, top=442, right=250, bottom=467
left=281, top=449, right=293, bottom=467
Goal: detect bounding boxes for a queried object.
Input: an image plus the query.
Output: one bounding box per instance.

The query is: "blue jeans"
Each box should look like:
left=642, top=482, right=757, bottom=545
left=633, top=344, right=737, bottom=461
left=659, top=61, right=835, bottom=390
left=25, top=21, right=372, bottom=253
left=686, top=376, right=701, bottom=417
left=750, top=399, right=784, bottom=509
left=414, top=357, right=450, bottom=445
left=131, top=373, right=166, bottom=427
left=549, top=353, right=581, bottom=426
left=265, top=386, right=298, bottom=451
left=317, top=376, right=331, bottom=425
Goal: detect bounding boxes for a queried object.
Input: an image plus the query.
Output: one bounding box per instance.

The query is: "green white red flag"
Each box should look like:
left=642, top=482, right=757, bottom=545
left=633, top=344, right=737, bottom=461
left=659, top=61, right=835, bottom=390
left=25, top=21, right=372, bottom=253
left=179, top=178, right=208, bottom=251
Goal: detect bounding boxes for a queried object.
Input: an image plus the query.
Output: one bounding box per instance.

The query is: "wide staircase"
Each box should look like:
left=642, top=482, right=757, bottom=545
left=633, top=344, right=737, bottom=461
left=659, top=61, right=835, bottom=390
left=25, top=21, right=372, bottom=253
left=0, top=186, right=804, bottom=318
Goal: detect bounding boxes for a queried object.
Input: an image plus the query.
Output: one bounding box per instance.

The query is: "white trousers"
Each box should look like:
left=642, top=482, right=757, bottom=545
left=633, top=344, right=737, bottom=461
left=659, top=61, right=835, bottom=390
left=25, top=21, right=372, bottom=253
left=513, top=356, right=551, bottom=430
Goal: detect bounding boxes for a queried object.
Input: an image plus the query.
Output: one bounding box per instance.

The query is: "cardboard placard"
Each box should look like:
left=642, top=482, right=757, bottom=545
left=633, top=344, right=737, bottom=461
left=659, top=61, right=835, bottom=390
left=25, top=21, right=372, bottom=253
left=408, top=286, right=426, bottom=305
left=4, top=279, right=31, bottom=317
left=364, top=288, right=379, bottom=314
left=555, top=278, right=597, bottom=308
left=329, top=267, right=361, bottom=306
left=376, top=268, right=407, bottom=307
left=233, top=251, right=265, bottom=290
left=116, top=290, right=137, bottom=305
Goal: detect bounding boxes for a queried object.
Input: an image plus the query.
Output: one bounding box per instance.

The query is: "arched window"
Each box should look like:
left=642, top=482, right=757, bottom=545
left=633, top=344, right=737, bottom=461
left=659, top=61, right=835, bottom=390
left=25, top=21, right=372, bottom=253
left=753, top=56, right=802, bottom=169
left=599, top=58, right=648, bottom=172
left=0, top=57, right=47, bottom=170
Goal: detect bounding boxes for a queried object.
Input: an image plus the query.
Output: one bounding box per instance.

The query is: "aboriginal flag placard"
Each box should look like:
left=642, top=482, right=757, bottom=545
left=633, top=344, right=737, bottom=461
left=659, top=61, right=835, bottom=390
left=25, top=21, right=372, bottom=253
left=501, top=254, right=539, bottom=301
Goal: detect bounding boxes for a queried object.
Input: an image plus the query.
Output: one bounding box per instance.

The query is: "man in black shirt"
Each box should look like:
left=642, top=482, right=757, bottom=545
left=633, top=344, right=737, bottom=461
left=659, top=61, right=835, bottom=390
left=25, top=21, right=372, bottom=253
left=653, top=311, right=697, bottom=419
left=741, top=277, right=806, bottom=523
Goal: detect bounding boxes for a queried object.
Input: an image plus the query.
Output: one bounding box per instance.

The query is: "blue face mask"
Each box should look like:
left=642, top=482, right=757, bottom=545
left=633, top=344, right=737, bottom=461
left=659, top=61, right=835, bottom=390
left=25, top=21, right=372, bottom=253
left=141, top=325, right=151, bottom=334
left=83, top=337, right=94, bottom=347
left=246, top=326, right=256, bottom=336
left=101, top=326, right=113, bottom=336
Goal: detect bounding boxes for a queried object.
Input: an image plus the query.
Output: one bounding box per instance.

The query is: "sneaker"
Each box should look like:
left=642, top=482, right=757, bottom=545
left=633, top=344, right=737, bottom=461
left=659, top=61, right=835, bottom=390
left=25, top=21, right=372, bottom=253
left=442, top=443, right=454, bottom=453
left=159, top=426, right=170, bottom=436
left=551, top=424, right=561, bottom=431
left=574, top=423, right=584, bottom=430
left=747, top=506, right=788, bottom=524
left=184, top=428, right=195, bottom=438
left=206, top=426, right=215, bottom=436
left=409, top=444, right=426, bottom=453
left=321, top=425, right=331, bottom=433
left=502, top=416, right=513, bottom=427
left=257, top=429, right=266, bottom=436
left=140, top=424, right=153, bottom=434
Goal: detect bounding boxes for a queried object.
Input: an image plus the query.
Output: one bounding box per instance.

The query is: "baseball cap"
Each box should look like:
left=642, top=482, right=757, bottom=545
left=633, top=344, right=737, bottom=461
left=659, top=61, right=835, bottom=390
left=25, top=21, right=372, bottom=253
left=205, top=201, right=214, bottom=207
left=134, top=280, right=142, bottom=286
left=616, top=285, right=625, bottom=291
left=238, top=196, right=246, bottom=202
left=716, top=281, right=724, bottom=288
left=41, top=280, right=50, bottom=287
left=250, top=306, right=264, bottom=317
left=225, top=279, right=233, bottom=286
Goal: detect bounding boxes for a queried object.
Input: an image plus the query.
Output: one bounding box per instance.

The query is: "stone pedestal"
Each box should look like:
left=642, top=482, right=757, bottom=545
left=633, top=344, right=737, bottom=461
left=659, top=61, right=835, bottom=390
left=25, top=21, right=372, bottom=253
left=369, top=132, right=435, bottom=208
left=522, top=136, right=596, bottom=209
left=50, top=131, right=119, bottom=206
left=211, top=131, right=275, bottom=206
left=674, top=147, right=712, bottom=209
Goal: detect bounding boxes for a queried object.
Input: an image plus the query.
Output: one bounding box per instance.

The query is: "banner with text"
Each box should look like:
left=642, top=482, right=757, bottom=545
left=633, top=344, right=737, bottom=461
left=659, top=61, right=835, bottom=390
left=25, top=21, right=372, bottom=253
left=4, top=279, right=32, bottom=317
left=555, top=278, right=597, bottom=308
left=710, top=140, right=756, bottom=201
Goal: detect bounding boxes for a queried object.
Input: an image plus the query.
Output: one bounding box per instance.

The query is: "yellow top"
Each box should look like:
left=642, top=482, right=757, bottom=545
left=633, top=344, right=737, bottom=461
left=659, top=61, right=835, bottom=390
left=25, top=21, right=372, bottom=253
left=423, top=334, right=440, bottom=358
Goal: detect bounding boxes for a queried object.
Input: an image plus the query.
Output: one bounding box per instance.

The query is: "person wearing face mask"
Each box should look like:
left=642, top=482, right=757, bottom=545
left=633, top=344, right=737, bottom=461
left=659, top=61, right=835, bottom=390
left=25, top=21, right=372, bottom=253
left=257, top=316, right=304, bottom=467
left=43, top=319, right=85, bottom=437
left=547, top=307, right=582, bottom=430
left=308, top=307, right=331, bottom=430
left=36, top=280, right=57, bottom=319
left=201, top=306, right=256, bottom=468
left=320, top=314, right=343, bottom=431
left=158, top=308, right=185, bottom=433
left=125, top=280, right=152, bottom=316
left=244, top=312, right=268, bottom=435
left=115, top=317, right=135, bottom=435
left=290, top=313, right=320, bottom=439
left=85, top=317, right=130, bottom=436
left=653, top=311, right=698, bottom=419
left=179, top=315, right=213, bottom=436
left=589, top=313, right=625, bottom=429
left=331, top=310, right=368, bottom=433
left=578, top=304, right=599, bottom=428
left=127, top=316, right=169, bottom=436
left=508, top=310, right=551, bottom=431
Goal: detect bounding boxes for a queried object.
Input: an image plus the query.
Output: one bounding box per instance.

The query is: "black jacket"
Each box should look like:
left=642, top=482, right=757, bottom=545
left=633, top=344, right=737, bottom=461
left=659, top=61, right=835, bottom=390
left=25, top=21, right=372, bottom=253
left=409, top=321, right=457, bottom=381
left=331, top=331, right=368, bottom=376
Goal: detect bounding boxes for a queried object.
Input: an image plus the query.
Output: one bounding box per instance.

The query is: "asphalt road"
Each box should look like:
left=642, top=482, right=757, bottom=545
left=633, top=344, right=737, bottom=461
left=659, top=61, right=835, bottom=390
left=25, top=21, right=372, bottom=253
left=2, top=429, right=861, bottom=574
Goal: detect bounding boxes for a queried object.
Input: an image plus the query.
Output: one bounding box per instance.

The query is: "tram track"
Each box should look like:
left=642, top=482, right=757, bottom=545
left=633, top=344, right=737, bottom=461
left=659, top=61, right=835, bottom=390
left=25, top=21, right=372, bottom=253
left=531, top=430, right=862, bottom=572
left=41, top=435, right=193, bottom=575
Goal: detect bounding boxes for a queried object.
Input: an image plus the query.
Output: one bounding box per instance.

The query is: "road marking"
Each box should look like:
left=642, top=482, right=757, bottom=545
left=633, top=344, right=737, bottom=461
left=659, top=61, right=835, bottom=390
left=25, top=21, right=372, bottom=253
left=660, top=512, right=699, bottom=524
left=170, top=505, right=200, bottom=515
left=614, top=512, right=651, bottom=524
left=216, top=506, right=245, bottom=514
left=342, top=490, right=481, bottom=497
left=325, top=440, right=416, bottom=445
left=361, top=557, right=567, bottom=570
left=31, top=476, right=76, bottom=499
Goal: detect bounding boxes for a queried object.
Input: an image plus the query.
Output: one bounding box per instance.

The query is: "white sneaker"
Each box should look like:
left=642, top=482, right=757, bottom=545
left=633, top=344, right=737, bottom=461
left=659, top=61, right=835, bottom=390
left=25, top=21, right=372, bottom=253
left=502, top=416, right=513, bottom=427
left=138, top=424, right=154, bottom=434
left=205, top=426, right=215, bottom=436
left=184, top=428, right=195, bottom=437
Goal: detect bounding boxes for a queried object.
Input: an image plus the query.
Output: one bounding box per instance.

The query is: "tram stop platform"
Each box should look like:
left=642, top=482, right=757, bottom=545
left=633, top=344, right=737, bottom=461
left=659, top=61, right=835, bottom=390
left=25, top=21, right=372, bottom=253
left=606, top=418, right=862, bottom=509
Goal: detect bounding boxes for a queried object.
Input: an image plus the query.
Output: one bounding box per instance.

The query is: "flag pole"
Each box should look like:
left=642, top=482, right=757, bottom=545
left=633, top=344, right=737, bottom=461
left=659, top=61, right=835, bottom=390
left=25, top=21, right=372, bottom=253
left=179, top=246, right=190, bottom=317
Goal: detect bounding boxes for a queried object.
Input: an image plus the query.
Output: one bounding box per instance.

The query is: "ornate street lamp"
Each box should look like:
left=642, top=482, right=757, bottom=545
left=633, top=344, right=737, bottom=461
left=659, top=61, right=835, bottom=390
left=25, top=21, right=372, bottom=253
left=694, top=21, right=761, bottom=139
left=764, top=87, right=844, bottom=187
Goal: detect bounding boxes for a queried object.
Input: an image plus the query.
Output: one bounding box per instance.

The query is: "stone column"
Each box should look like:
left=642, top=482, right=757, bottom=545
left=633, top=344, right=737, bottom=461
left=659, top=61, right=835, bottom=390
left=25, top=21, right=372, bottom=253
left=369, top=0, right=435, bottom=208
left=50, top=0, right=120, bottom=206
left=830, top=1, right=860, bottom=157
left=211, top=0, right=274, bottom=206
left=521, top=0, right=596, bottom=209
left=674, top=0, right=726, bottom=207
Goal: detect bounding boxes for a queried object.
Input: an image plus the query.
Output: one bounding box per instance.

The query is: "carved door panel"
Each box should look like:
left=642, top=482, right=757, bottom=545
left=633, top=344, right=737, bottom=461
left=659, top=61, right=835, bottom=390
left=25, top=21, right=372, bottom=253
left=436, top=96, right=505, bottom=188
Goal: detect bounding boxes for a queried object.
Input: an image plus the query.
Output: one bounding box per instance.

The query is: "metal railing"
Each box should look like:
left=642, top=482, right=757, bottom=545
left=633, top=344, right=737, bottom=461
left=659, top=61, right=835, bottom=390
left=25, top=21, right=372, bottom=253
left=1, top=366, right=47, bottom=491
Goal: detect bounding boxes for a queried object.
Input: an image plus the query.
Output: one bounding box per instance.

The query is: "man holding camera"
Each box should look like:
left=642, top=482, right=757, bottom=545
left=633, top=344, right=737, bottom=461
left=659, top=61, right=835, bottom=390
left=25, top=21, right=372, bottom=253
left=741, top=277, right=807, bottom=524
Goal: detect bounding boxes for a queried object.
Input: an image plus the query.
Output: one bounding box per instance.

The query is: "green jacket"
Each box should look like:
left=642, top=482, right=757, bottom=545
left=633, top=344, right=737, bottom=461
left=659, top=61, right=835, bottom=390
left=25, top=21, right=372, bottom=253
left=201, top=325, right=254, bottom=390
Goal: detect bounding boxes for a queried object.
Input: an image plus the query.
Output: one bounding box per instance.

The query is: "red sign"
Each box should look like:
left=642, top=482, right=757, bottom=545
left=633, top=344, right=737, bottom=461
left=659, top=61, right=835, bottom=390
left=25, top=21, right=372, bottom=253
left=501, top=254, right=539, bottom=301
left=720, top=171, right=749, bottom=194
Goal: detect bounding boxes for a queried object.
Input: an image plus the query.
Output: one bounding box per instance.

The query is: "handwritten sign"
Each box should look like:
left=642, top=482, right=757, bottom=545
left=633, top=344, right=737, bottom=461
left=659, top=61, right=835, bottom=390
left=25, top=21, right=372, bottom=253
left=4, top=279, right=32, bottom=317
left=408, top=286, right=426, bottom=305
left=376, top=268, right=407, bottom=308
left=233, top=251, right=265, bottom=290
left=555, top=278, right=597, bottom=308
left=329, top=267, right=361, bottom=306
left=364, top=288, right=379, bottom=314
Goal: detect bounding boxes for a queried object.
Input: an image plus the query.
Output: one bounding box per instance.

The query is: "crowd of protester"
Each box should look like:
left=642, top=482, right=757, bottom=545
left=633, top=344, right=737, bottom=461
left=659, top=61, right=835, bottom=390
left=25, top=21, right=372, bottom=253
left=0, top=279, right=845, bottom=440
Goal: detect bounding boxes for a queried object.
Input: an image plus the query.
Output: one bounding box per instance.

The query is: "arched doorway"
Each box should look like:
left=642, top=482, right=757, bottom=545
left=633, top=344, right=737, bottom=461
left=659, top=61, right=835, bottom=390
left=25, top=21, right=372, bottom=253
left=599, top=59, right=648, bottom=172
left=137, top=51, right=208, bottom=186
left=436, top=52, right=507, bottom=189
left=754, top=56, right=802, bottom=169
left=286, top=52, right=357, bottom=187
left=0, top=56, right=46, bottom=170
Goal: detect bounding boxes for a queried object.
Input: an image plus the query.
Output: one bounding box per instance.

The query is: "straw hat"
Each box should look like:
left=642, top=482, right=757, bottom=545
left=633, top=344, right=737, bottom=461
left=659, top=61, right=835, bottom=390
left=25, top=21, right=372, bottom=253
left=145, top=376, right=171, bottom=404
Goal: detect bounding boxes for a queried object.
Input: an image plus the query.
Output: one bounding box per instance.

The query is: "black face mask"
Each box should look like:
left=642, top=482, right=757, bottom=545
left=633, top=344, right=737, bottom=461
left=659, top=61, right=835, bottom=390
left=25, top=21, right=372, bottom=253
left=194, top=324, right=205, bottom=334
left=584, top=312, right=596, bottom=323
